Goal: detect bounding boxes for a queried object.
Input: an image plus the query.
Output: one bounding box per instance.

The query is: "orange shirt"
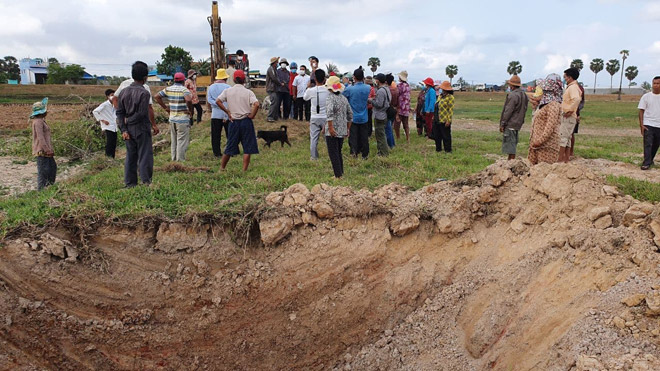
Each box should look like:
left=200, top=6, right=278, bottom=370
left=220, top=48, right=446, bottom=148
left=561, top=81, right=581, bottom=118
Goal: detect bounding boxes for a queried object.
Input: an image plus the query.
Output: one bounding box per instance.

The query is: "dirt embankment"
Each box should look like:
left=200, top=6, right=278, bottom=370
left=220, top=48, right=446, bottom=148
left=1, top=160, right=660, bottom=370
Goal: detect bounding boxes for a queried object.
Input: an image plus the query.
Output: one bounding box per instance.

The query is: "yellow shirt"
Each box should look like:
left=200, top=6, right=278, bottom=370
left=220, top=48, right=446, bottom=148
left=561, top=81, right=581, bottom=119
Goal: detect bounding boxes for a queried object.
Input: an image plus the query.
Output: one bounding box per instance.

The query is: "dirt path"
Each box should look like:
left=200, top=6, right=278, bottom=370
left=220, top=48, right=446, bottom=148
left=0, top=157, right=85, bottom=197
left=453, top=118, right=639, bottom=137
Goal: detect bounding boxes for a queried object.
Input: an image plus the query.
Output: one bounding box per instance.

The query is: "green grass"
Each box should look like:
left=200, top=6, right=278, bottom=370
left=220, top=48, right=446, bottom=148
left=607, top=175, right=660, bottom=203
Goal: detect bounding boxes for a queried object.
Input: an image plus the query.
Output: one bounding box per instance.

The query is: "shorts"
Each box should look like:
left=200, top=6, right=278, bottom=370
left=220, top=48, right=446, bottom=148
left=225, top=118, right=259, bottom=156
left=559, top=116, right=577, bottom=147
left=501, top=128, right=519, bottom=155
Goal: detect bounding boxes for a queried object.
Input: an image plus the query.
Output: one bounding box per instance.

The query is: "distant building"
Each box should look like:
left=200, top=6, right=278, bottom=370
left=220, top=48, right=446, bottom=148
left=146, top=70, right=173, bottom=84
left=19, top=58, right=48, bottom=85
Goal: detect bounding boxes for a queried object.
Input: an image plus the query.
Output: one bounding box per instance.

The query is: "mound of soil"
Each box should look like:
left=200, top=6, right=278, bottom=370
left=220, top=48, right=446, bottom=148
left=1, top=160, right=660, bottom=370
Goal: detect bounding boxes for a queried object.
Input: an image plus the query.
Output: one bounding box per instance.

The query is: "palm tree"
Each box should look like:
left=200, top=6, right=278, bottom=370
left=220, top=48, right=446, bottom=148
left=625, top=66, right=639, bottom=90
left=605, top=59, right=620, bottom=91
left=445, top=65, right=458, bottom=84
left=192, top=58, right=211, bottom=75
left=367, top=57, right=381, bottom=76
left=590, top=58, right=604, bottom=94
left=507, top=61, right=522, bottom=76
left=325, top=63, right=339, bottom=75
left=570, top=59, right=584, bottom=71
left=617, top=49, right=629, bottom=100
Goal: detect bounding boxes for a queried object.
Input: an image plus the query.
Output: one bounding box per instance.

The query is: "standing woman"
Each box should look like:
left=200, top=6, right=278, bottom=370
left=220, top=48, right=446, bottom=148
left=528, top=74, right=563, bottom=165
left=325, top=76, right=353, bottom=179
left=415, top=82, right=427, bottom=136
left=31, top=98, right=56, bottom=190
left=433, top=81, right=454, bottom=153
left=396, top=71, right=411, bottom=143
left=422, top=77, right=436, bottom=138
left=185, top=69, right=203, bottom=124
left=385, top=73, right=398, bottom=149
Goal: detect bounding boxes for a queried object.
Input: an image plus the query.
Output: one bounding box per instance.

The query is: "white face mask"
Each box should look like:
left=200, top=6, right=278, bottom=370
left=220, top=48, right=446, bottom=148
left=237, top=56, right=243, bottom=61
left=280, top=63, right=287, bottom=68
left=298, top=70, right=305, bottom=76
left=108, top=95, right=114, bottom=102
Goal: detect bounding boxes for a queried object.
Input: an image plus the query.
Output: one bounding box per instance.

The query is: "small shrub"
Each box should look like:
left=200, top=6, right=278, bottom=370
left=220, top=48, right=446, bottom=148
left=50, top=119, right=104, bottom=160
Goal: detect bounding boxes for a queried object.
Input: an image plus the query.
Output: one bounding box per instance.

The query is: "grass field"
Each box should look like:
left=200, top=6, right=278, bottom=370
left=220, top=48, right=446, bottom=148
left=0, top=85, right=655, bottom=237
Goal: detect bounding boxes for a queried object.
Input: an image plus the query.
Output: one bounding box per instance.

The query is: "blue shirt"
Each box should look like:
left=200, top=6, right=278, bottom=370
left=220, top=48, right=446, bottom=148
left=424, top=88, right=436, bottom=113
left=207, top=81, right=231, bottom=120
left=342, top=82, right=371, bottom=124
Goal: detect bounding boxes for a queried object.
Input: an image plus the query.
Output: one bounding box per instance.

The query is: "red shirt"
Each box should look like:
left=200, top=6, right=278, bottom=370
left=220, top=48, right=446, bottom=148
left=289, top=72, right=297, bottom=96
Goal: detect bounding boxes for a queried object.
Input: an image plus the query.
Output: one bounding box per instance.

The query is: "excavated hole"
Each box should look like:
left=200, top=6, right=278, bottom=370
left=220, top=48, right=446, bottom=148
left=2, top=160, right=660, bottom=370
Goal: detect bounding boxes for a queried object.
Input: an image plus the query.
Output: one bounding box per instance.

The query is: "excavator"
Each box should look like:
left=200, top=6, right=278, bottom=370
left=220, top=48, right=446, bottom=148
left=197, top=1, right=250, bottom=104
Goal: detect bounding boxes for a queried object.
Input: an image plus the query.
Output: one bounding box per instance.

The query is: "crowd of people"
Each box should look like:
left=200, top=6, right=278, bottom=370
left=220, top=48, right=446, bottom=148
left=27, top=57, right=660, bottom=190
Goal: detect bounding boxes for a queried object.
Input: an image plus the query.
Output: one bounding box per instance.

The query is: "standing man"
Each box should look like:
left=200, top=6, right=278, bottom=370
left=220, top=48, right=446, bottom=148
left=30, top=98, right=56, bottom=190
left=207, top=68, right=231, bottom=157
left=303, top=69, right=329, bottom=160
left=93, top=89, right=118, bottom=158
left=276, top=58, right=291, bottom=120
left=155, top=72, right=193, bottom=162
left=112, top=76, right=156, bottom=131
left=226, top=60, right=236, bottom=86
left=266, top=56, right=281, bottom=122
left=288, top=61, right=298, bottom=119
left=216, top=70, right=260, bottom=171
left=499, top=75, right=529, bottom=160
left=639, top=76, right=660, bottom=170
left=368, top=73, right=391, bottom=157
left=559, top=67, right=582, bottom=163
left=343, top=67, right=371, bottom=159
left=235, top=50, right=249, bottom=85
left=116, top=61, right=160, bottom=187
left=185, top=69, right=203, bottom=125
left=292, top=65, right=310, bottom=121
left=308, top=56, right=319, bottom=88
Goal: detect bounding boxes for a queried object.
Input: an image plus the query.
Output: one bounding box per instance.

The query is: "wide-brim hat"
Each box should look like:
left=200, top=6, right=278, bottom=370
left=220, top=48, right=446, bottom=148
left=326, top=76, right=345, bottom=93
left=215, top=68, right=229, bottom=80
left=398, top=70, right=408, bottom=82
left=270, top=56, right=280, bottom=64
left=187, top=69, right=197, bottom=78
left=279, top=58, right=289, bottom=65
left=439, top=81, right=453, bottom=91
left=423, top=77, right=434, bottom=87
left=174, top=72, right=186, bottom=82
left=507, top=75, right=522, bottom=87
left=30, top=97, right=48, bottom=118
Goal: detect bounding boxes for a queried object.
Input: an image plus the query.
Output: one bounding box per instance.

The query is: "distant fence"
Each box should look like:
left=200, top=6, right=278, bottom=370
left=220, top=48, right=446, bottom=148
left=585, top=88, right=646, bottom=96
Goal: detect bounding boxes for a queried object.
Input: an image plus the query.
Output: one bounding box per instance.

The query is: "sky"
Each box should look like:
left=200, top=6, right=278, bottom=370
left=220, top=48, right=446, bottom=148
left=2, top=0, right=660, bottom=87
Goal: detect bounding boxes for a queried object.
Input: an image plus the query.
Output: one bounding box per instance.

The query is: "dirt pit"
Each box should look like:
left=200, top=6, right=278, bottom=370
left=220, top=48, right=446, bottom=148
left=2, top=160, right=660, bottom=370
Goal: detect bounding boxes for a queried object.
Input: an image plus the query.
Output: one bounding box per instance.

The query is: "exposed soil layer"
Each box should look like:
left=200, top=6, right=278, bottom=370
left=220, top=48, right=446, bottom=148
left=2, top=160, right=660, bottom=370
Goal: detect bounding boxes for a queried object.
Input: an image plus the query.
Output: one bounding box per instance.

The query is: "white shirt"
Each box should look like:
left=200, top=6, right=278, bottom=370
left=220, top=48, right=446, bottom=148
left=115, top=79, right=153, bottom=104
left=293, top=75, right=310, bottom=98
left=93, top=100, right=117, bottom=132
left=639, top=92, right=660, bottom=128
left=303, top=85, right=329, bottom=119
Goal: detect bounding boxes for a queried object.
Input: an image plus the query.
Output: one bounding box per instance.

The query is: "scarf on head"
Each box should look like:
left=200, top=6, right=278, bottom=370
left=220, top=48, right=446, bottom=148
left=539, top=73, right=563, bottom=106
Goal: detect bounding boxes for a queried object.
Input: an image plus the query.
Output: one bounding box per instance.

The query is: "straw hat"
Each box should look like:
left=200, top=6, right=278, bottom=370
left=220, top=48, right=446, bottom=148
left=270, top=56, right=280, bottom=64
left=398, top=70, right=408, bottom=82
left=215, top=68, right=229, bottom=80
left=439, top=81, right=453, bottom=91
left=30, top=97, right=48, bottom=118
left=326, top=76, right=345, bottom=93
left=187, top=69, right=197, bottom=78
left=507, top=75, right=522, bottom=87
left=423, top=77, right=434, bottom=87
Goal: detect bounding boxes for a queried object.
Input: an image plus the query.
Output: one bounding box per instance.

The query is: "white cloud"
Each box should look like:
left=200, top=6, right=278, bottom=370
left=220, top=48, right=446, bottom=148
left=0, top=5, right=43, bottom=37
left=543, top=54, right=572, bottom=73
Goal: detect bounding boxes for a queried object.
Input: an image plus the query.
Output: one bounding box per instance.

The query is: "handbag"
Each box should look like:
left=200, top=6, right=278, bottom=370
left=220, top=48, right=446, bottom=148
left=381, top=87, right=397, bottom=120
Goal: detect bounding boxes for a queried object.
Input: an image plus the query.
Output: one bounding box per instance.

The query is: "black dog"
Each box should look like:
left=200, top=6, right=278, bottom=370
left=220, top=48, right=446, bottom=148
left=257, top=125, right=291, bottom=147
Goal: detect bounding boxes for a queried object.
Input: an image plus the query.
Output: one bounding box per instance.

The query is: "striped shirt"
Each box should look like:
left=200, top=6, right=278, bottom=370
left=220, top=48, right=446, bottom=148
left=158, top=83, right=191, bottom=124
